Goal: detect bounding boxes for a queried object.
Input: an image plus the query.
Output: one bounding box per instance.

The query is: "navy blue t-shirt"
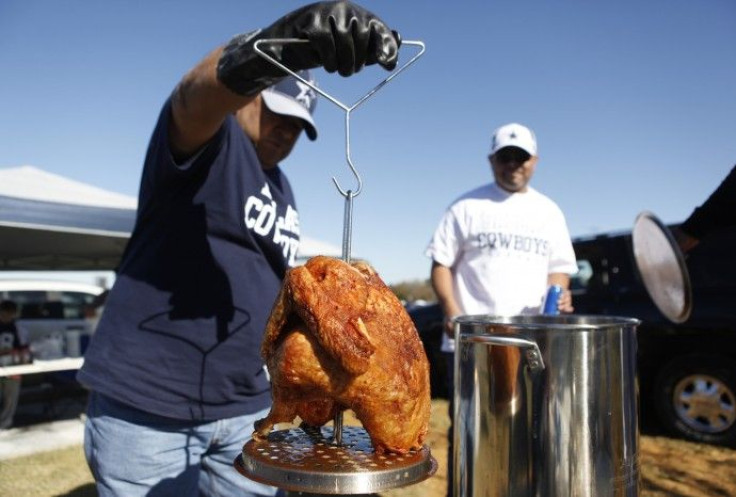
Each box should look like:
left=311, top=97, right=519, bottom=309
left=78, top=100, right=300, bottom=421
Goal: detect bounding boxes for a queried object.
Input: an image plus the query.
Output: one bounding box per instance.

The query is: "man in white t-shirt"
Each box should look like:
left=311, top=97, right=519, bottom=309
left=425, top=122, right=577, bottom=497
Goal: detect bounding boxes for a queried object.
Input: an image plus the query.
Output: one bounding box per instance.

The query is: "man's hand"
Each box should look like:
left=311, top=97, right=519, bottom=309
left=217, top=1, right=401, bottom=95
left=443, top=314, right=458, bottom=338
left=558, top=289, right=575, bottom=314
left=547, top=273, right=573, bottom=314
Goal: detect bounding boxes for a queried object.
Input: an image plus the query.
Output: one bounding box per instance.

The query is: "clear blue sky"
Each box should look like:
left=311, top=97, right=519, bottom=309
left=2, top=0, right=735, bottom=285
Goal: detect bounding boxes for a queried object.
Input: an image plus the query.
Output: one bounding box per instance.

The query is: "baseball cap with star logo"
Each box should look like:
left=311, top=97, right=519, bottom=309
left=490, top=122, right=537, bottom=156
left=261, top=70, right=318, bottom=141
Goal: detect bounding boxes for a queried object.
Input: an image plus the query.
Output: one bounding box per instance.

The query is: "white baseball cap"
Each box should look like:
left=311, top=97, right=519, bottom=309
left=261, top=70, right=318, bottom=141
left=490, top=123, right=537, bottom=156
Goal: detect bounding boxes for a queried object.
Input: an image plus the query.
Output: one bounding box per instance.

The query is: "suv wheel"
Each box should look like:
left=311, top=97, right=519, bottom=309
left=654, top=355, right=736, bottom=447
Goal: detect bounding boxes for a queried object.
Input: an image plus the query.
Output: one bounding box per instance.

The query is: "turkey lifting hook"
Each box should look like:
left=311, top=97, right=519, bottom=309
left=332, top=110, right=363, bottom=199
left=253, top=38, right=426, bottom=203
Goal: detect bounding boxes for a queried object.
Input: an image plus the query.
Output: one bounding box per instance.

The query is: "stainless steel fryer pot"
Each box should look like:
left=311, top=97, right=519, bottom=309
left=453, top=314, right=641, bottom=497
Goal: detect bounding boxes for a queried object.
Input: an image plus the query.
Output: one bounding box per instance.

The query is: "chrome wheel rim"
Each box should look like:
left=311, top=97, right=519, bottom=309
left=673, top=374, right=736, bottom=434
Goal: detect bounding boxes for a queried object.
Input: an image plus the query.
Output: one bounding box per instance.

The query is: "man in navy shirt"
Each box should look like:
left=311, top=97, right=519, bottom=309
left=674, top=165, right=736, bottom=253
left=77, top=2, right=401, bottom=496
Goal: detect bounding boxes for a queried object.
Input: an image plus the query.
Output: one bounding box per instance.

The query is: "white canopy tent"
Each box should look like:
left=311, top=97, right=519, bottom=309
left=0, top=166, right=340, bottom=270
left=0, top=166, right=136, bottom=270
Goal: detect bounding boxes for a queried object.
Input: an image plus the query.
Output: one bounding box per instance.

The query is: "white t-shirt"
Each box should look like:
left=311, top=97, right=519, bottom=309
left=425, top=182, right=578, bottom=352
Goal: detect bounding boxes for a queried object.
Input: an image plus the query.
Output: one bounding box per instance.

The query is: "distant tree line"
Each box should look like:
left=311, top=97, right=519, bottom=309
left=389, top=279, right=436, bottom=303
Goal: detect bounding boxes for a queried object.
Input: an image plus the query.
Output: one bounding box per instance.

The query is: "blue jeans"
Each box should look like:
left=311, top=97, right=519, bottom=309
left=84, top=391, right=279, bottom=497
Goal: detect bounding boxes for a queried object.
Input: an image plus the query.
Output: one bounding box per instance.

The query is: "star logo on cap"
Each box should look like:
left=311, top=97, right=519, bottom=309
left=295, top=80, right=316, bottom=111
left=509, top=132, right=517, bottom=139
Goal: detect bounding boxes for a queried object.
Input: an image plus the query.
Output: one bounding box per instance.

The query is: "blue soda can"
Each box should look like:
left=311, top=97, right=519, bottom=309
left=542, top=284, right=564, bottom=315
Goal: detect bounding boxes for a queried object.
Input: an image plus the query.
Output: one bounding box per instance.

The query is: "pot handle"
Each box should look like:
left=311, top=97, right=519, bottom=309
left=460, top=334, right=545, bottom=371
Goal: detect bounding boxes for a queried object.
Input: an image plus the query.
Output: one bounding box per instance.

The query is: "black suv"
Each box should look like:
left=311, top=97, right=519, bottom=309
left=409, top=223, right=736, bottom=447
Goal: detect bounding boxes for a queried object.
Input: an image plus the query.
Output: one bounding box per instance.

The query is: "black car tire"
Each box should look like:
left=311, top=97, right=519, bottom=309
left=653, top=354, right=736, bottom=447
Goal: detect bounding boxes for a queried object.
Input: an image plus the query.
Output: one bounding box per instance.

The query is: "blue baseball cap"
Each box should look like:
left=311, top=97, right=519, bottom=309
left=261, top=70, right=318, bottom=141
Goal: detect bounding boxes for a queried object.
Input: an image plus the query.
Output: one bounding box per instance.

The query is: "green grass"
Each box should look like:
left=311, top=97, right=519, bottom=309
left=3, top=399, right=734, bottom=497
left=0, top=445, right=96, bottom=497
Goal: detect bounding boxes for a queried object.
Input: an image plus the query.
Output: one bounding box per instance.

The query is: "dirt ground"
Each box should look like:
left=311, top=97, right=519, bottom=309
left=1, top=398, right=735, bottom=497
left=379, top=400, right=736, bottom=497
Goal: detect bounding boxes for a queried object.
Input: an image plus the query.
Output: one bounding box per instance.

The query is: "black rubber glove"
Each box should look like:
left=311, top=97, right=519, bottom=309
left=217, top=1, right=401, bottom=96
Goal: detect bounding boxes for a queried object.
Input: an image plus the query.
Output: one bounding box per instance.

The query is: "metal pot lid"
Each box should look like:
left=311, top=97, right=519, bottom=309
left=631, top=211, right=693, bottom=323
left=235, top=425, right=437, bottom=494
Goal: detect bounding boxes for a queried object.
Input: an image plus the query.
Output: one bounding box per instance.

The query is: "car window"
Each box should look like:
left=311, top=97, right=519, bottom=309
left=2, top=290, right=46, bottom=307
left=53, top=291, right=97, bottom=319
left=5, top=290, right=96, bottom=320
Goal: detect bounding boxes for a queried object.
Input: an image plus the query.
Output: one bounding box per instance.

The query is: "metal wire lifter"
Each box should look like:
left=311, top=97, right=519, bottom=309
left=254, top=38, right=425, bottom=445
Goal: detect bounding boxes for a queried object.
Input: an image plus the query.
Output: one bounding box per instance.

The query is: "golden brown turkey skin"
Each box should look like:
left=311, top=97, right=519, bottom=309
left=254, top=256, right=431, bottom=454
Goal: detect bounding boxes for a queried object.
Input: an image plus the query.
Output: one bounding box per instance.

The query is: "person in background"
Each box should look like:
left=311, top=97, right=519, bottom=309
left=0, top=300, right=29, bottom=431
left=425, top=122, right=578, bottom=497
left=673, top=165, right=736, bottom=253
left=76, top=2, right=401, bottom=496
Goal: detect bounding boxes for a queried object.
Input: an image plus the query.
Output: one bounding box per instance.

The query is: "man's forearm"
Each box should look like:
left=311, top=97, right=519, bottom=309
left=680, top=165, right=736, bottom=240
left=547, top=272, right=570, bottom=289
left=431, top=262, right=461, bottom=318
left=169, top=47, right=254, bottom=160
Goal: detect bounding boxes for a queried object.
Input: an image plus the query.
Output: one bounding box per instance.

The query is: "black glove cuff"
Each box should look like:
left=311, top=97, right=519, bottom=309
left=216, top=29, right=285, bottom=96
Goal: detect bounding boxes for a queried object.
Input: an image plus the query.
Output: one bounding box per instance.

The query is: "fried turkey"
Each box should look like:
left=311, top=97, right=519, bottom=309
left=254, top=256, right=431, bottom=454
